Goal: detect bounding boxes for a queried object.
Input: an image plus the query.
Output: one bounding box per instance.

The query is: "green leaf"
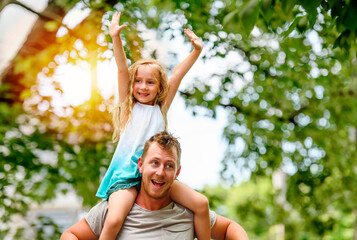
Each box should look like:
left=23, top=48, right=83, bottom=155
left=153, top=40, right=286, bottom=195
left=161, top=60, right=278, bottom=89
left=282, top=16, right=303, bottom=37
left=341, top=3, right=357, bottom=31
left=300, top=0, right=321, bottom=27
left=297, top=15, right=308, bottom=33
left=223, top=8, right=239, bottom=26
left=261, top=0, right=274, bottom=22
left=300, top=0, right=321, bottom=15
left=281, top=0, right=299, bottom=12
left=239, top=0, right=262, bottom=35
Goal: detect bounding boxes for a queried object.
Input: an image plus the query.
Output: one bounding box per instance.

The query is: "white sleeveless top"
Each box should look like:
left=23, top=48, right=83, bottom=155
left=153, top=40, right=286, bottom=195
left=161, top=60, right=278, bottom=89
left=96, top=102, right=165, bottom=199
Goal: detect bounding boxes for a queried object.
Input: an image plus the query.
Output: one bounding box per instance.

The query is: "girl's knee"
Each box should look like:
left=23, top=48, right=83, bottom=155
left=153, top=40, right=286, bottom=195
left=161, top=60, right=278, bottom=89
left=196, top=195, right=209, bottom=214
left=105, top=215, right=125, bottom=229
left=200, top=194, right=209, bottom=205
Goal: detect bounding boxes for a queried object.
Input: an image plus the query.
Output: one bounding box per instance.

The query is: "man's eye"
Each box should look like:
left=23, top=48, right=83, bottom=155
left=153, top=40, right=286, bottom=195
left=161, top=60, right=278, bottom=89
left=166, top=164, right=174, bottom=169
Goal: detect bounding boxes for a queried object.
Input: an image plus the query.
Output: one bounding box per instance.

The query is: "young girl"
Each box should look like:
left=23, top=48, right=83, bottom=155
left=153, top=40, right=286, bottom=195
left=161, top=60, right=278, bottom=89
left=96, top=12, right=210, bottom=239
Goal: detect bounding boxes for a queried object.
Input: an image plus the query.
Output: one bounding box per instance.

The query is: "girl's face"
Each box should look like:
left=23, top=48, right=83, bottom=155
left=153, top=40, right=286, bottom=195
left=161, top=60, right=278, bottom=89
left=133, top=65, right=160, bottom=105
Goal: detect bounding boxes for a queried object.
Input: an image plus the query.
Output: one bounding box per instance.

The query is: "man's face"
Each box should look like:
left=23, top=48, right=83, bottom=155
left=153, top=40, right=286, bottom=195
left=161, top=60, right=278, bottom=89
left=138, top=142, right=180, bottom=200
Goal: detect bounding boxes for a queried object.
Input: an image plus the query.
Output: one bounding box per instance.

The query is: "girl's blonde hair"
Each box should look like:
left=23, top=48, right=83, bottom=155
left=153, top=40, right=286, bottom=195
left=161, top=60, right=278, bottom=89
left=112, top=59, right=169, bottom=142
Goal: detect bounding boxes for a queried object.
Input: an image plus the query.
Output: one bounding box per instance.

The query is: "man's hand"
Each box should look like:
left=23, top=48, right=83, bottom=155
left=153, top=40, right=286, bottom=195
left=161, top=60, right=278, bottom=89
left=184, top=29, right=203, bottom=51
left=108, top=12, right=127, bottom=39
left=60, top=218, right=98, bottom=240
left=211, top=214, right=248, bottom=240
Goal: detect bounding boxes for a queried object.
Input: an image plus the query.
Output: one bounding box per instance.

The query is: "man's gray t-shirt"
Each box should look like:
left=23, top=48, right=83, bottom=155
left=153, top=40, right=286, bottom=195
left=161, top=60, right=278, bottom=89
left=85, top=201, right=216, bottom=239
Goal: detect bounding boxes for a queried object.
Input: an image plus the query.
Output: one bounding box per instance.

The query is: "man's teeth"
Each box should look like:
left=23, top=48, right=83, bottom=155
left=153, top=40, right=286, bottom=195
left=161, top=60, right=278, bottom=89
left=152, top=180, right=164, bottom=185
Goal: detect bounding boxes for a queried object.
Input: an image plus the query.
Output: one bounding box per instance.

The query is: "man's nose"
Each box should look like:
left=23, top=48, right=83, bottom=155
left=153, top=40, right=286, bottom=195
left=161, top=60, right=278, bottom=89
left=155, top=165, right=164, bottom=176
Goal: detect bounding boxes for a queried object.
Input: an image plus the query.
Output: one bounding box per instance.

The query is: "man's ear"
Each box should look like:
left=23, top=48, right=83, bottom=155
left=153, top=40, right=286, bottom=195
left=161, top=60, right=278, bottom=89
left=175, top=166, right=181, bottom=178
left=138, top=157, right=143, bottom=174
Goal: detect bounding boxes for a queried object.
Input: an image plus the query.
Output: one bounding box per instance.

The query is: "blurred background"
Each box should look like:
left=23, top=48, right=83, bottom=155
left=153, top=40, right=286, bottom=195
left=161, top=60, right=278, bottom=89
left=0, top=0, right=356, bottom=239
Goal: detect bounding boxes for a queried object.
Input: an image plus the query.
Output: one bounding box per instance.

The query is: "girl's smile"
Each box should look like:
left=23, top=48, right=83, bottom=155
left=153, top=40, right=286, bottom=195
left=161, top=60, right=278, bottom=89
left=133, top=65, right=160, bottom=105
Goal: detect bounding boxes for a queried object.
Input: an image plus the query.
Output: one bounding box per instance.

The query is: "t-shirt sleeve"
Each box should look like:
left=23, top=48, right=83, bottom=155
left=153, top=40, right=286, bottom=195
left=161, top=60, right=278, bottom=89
left=84, top=200, right=108, bottom=237
left=209, top=209, right=217, bottom=229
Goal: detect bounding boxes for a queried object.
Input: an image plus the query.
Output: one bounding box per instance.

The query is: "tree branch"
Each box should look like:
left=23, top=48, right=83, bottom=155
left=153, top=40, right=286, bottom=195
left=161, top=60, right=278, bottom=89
left=1, top=0, right=60, bottom=21
left=0, top=0, right=14, bottom=12
left=1, top=0, right=90, bottom=48
left=180, top=90, right=301, bottom=124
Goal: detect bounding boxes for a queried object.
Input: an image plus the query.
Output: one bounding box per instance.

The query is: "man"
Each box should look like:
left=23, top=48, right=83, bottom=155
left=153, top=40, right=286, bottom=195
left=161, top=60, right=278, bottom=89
left=61, top=131, right=248, bottom=239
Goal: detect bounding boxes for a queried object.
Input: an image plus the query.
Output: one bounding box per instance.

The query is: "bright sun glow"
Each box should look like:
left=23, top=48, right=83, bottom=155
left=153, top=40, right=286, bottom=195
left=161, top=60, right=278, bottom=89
left=54, top=63, right=91, bottom=106
left=97, top=59, right=118, bottom=100
left=49, top=59, right=117, bottom=108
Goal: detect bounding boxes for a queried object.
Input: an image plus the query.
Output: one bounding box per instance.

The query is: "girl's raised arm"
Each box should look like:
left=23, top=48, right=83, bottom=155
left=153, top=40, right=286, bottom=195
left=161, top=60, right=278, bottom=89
left=108, top=12, right=130, bottom=104
left=163, top=29, right=203, bottom=110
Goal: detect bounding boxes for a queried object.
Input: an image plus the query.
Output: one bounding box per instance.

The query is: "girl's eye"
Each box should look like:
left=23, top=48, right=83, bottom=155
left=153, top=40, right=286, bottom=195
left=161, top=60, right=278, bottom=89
left=166, top=164, right=174, bottom=169
left=136, top=80, right=141, bottom=83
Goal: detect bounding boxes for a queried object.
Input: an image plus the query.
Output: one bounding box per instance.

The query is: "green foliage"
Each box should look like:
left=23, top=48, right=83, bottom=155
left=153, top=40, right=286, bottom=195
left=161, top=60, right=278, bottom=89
left=1, top=0, right=357, bottom=238
left=31, top=216, right=63, bottom=240
left=203, top=178, right=356, bottom=239
left=185, top=28, right=356, bottom=238
left=176, top=0, right=357, bottom=238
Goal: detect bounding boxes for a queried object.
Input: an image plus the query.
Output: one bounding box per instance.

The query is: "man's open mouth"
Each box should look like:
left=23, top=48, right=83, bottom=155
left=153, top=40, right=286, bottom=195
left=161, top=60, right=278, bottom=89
left=151, top=180, right=165, bottom=187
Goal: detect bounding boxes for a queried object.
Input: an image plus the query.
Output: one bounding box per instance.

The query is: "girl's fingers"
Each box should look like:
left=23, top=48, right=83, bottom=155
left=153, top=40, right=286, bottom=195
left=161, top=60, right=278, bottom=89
left=112, top=12, right=121, bottom=22
left=118, top=12, right=123, bottom=22
left=184, top=29, right=198, bottom=40
left=184, top=29, right=191, bottom=36
left=184, top=29, right=203, bottom=50
left=184, top=30, right=192, bottom=39
left=119, top=25, right=127, bottom=31
left=111, top=12, right=125, bottom=27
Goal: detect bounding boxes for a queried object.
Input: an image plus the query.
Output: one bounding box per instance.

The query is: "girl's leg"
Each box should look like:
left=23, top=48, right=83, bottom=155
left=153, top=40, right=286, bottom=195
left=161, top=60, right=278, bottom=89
left=99, top=187, right=137, bottom=240
left=170, top=180, right=211, bottom=240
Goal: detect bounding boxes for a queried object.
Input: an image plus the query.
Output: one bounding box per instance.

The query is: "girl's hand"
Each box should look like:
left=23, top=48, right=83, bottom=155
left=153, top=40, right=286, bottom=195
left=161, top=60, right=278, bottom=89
left=108, top=12, right=127, bottom=39
left=184, top=29, right=203, bottom=51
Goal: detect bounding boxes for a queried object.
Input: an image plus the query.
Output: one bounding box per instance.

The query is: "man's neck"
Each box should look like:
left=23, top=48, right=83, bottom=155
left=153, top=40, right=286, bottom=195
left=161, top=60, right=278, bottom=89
left=135, top=193, right=172, bottom=211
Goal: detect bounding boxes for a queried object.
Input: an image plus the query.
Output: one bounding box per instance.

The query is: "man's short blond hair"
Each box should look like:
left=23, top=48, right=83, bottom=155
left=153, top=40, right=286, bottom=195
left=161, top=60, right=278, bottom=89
left=141, top=131, right=181, bottom=168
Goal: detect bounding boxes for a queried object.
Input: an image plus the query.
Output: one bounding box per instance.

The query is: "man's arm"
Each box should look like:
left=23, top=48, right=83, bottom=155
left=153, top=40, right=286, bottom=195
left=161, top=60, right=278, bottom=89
left=211, top=214, right=248, bottom=240
left=60, top=218, right=98, bottom=240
